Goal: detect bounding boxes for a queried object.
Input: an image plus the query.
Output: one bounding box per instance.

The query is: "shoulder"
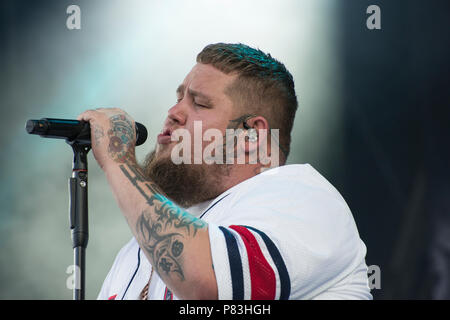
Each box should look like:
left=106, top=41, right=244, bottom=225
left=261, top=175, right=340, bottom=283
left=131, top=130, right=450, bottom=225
left=231, top=164, right=347, bottom=203
left=204, top=164, right=370, bottom=299
left=215, top=164, right=354, bottom=227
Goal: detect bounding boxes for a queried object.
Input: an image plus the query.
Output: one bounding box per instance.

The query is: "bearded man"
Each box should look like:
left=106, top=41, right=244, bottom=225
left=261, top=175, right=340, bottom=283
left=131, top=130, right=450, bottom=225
left=78, top=43, right=371, bottom=300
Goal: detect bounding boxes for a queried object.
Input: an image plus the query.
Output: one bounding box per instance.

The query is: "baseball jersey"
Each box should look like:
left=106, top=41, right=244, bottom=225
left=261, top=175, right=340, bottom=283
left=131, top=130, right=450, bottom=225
left=97, top=164, right=372, bottom=300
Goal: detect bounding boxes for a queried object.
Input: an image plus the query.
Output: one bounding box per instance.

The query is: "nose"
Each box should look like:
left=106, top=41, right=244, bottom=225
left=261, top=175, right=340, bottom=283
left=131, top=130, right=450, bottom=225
left=167, top=102, right=187, bottom=126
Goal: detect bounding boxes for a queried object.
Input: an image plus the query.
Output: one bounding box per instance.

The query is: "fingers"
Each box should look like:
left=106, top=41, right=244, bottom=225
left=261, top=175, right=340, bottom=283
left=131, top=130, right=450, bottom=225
left=77, top=110, right=94, bottom=122
left=75, top=108, right=138, bottom=168
left=77, top=107, right=123, bottom=122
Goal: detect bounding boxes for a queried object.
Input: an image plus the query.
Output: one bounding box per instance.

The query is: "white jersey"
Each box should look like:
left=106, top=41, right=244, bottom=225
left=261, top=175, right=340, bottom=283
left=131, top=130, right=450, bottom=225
left=97, top=164, right=372, bottom=300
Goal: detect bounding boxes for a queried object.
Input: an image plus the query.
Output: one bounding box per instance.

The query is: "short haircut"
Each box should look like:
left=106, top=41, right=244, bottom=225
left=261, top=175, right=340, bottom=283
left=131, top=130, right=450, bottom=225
left=196, top=43, right=298, bottom=162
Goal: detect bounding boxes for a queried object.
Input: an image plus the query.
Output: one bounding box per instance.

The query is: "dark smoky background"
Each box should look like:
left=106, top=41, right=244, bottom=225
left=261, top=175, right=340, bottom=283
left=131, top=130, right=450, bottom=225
left=336, top=0, right=450, bottom=299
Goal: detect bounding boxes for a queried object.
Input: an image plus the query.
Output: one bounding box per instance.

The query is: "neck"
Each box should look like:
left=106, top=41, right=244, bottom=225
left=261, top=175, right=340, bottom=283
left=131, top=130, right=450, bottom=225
left=218, top=164, right=265, bottom=192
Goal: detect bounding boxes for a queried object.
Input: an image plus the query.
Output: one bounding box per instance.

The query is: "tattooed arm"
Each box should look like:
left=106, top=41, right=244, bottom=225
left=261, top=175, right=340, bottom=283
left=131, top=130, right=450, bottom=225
left=77, top=108, right=218, bottom=299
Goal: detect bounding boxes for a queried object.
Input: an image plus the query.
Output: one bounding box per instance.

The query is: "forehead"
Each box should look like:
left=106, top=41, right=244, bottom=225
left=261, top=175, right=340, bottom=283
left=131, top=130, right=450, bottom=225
left=178, top=63, right=236, bottom=99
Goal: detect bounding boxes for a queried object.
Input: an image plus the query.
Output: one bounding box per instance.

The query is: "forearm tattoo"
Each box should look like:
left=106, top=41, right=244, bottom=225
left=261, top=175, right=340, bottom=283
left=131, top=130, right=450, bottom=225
left=120, top=163, right=206, bottom=281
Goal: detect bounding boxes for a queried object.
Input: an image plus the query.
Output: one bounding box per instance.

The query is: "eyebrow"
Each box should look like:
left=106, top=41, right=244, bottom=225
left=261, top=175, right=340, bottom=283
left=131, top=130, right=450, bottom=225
left=176, top=84, right=185, bottom=96
left=176, top=84, right=214, bottom=105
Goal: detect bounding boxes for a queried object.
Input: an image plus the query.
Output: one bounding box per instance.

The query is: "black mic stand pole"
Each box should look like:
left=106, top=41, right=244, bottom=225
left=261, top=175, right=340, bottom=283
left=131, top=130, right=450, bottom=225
left=67, top=140, right=90, bottom=300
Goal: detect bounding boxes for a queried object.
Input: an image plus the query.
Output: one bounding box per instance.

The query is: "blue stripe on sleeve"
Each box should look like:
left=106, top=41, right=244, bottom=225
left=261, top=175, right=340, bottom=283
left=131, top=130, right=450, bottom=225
left=219, top=226, right=244, bottom=300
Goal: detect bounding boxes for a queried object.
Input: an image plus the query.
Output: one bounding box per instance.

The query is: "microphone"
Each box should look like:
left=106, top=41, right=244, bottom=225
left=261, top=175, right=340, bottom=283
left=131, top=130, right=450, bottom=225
left=26, top=118, right=148, bottom=146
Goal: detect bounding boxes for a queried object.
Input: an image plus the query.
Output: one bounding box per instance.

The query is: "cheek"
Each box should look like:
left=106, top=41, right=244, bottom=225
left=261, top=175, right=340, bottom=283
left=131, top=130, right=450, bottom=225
left=183, top=114, right=230, bottom=152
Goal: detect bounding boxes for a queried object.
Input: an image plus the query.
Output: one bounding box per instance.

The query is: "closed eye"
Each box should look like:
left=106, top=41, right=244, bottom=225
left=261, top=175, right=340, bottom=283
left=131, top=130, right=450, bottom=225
left=193, top=101, right=210, bottom=108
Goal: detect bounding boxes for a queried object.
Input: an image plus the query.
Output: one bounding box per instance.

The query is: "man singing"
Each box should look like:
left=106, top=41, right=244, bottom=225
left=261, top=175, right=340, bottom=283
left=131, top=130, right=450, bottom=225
left=78, top=43, right=372, bottom=300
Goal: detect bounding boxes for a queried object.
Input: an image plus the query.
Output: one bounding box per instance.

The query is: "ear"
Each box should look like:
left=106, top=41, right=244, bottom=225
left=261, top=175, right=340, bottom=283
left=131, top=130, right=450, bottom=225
left=244, top=116, right=269, bottom=154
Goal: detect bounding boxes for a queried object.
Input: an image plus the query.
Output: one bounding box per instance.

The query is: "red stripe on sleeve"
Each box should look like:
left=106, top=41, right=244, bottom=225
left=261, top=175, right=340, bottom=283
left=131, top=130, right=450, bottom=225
left=229, top=225, right=276, bottom=299
left=164, top=287, right=173, bottom=300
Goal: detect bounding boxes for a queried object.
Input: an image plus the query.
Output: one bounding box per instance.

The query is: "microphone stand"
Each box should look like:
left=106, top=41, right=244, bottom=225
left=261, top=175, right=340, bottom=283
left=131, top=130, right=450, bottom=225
left=67, top=140, right=90, bottom=300
left=25, top=117, right=147, bottom=299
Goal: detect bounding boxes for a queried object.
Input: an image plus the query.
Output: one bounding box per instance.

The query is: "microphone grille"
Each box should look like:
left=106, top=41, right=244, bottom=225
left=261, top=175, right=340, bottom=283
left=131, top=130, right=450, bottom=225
left=135, top=122, right=148, bottom=146
left=25, top=119, right=48, bottom=135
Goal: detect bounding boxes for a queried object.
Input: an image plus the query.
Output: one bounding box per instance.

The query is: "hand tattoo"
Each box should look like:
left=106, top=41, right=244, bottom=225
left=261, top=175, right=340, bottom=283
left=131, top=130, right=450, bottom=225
left=107, top=114, right=136, bottom=163
left=92, top=123, right=104, bottom=147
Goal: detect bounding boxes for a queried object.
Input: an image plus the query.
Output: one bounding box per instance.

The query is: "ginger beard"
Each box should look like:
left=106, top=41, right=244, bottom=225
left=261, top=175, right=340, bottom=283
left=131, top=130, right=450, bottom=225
left=141, top=143, right=232, bottom=209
